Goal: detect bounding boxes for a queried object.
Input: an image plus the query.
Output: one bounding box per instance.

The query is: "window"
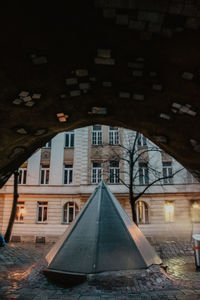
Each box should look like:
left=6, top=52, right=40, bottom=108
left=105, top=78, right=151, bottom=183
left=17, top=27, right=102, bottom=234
left=139, top=162, right=149, bottom=185
left=164, top=201, right=174, bottom=222
left=109, top=161, right=120, bottom=184
left=18, top=166, right=27, bottom=184
left=37, top=201, right=48, bottom=223
left=135, top=201, right=149, bottom=224
left=63, top=202, right=79, bottom=223
left=109, top=126, right=119, bottom=145
left=163, top=162, right=173, bottom=184
left=92, top=162, right=102, bottom=183
left=43, top=140, right=51, bottom=148
left=137, top=133, right=147, bottom=146
left=65, top=131, right=74, bottom=148
left=64, top=164, right=73, bottom=184
left=92, top=125, right=102, bottom=145
left=15, top=201, right=25, bottom=222
left=40, top=164, right=50, bottom=185
left=191, top=201, right=200, bottom=223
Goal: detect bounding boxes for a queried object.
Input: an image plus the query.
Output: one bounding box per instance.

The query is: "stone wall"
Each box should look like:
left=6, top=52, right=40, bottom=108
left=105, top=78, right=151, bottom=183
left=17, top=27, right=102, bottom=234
left=0, top=191, right=198, bottom=242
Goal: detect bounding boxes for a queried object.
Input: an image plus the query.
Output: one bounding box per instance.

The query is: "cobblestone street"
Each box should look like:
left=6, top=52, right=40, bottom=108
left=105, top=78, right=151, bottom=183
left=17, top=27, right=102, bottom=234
left=0, top=242, right=200, bottom=299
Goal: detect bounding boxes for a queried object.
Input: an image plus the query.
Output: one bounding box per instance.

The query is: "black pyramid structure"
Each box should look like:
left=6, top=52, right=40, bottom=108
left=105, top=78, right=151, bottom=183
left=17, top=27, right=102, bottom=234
left=45, top=181, right=162, bottom=276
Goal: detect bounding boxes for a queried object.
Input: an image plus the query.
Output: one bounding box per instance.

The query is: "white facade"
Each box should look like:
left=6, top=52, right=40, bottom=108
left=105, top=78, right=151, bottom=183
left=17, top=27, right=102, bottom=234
left=0, top=126, right=200, bottom=242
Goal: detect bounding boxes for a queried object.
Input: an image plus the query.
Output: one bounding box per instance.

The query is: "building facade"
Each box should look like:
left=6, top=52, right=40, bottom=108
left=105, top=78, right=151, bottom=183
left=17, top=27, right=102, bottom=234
left=0, top=126, right=200, bottom=243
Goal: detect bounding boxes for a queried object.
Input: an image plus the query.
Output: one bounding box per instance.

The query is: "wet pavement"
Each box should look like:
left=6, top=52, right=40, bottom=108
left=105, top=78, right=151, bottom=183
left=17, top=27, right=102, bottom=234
left=0, top=242, right=200, bottom=299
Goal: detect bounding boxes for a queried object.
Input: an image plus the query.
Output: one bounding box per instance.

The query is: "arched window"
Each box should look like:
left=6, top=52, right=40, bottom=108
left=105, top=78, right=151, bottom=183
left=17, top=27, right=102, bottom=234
left=135, top=201, right=149, bottom=224
left=63, top=202, right=79, bottom=223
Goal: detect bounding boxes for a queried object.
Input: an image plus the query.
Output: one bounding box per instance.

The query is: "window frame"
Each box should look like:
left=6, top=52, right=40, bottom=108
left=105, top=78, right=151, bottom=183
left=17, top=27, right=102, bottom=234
left=91, top=162, right=102, bottom=184
left=191, top=201, right=200, bottom=223
left=109, top=126, right=119, bottom=145
left=37, top=201, right=48, bottom=223
left=162, top=162, right=173, bottom=184
left=18, top=167, right=27, bottom=185
left=63, top=201, right=79, bottom=224
left=15, top=201, right=25, bottom=223
left=137, top=133, right=147, bottom=147
left=139, top=162, right=149, bottom=185
left=40, top=164, right=50, bottom=185
left=65, top=131, right=74, bottom=148
left=63, top=164, right=73, bottom=185
left=92, top=125, right=102, bottom=146
left=164, top=201, right=175, bottom=223
left=109, top=161, right=120, bottom=184
left=135, top=201, right=149, bottom=224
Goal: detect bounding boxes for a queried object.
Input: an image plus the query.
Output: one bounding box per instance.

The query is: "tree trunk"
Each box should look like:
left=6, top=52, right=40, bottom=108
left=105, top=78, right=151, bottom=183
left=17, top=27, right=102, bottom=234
left=129, top=192, right=138, bottom=225
left=129, top=156, right=138, bottom=225
left=4, top=170, right=19, bottom=243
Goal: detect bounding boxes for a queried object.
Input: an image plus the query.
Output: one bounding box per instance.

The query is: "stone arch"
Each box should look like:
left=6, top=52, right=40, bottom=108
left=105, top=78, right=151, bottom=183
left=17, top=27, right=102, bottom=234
left=0, top=1, right=200, bottom=186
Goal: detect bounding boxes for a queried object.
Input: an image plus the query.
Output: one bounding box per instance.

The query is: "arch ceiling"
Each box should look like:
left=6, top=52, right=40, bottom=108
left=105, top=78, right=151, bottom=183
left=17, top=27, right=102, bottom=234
left=0, top=0, right=200, bottom=186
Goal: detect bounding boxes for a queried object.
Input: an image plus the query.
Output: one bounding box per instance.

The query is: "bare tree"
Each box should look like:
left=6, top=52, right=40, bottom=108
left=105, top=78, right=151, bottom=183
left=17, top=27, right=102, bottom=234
left=103, top=130, right=183, bottom=225
left=4, top=169, right=19, bottom=243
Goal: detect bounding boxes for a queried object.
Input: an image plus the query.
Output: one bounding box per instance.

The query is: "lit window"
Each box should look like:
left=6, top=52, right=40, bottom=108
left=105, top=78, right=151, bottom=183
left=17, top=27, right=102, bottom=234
left=40, top=164, right=50, bottom=185
left=18, top=166, right=27, bottom=185
left=109, top=161, right=120, bottom=184
left=63, top=202, right=79, bottom=223
left=137, top=133, right=147, bottom=147
left=139, top=162, right=149, bottom=185
left=64, top=164, right=73, bottom=185
left=165, top=201, right=174, bottom=222
left=65, top=131, right=74, bottom=148
left=37, top=201, right=48, bottom=223
left=92, top=162, right=102, bottom=184
left=191, top=201, right=200, bottom=223
left=109, top=127, right=119, bottom=145
left=15, top=201, right=25, bottom=222
left=135, top=201, right=149, bottom=224
left=43, top=140, right=52, bottom=148
left=163, top=162, right=173, bottom=184
left=92, top=125, right=102, bottom=145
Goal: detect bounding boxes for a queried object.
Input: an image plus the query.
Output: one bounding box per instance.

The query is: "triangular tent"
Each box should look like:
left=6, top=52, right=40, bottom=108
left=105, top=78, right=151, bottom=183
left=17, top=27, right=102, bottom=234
left=45, top=181, right=161, bottom=277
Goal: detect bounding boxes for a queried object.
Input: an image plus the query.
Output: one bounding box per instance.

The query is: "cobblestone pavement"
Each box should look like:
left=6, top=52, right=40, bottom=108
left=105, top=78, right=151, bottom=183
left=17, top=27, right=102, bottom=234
left=0, top=242, right=200, bottom=299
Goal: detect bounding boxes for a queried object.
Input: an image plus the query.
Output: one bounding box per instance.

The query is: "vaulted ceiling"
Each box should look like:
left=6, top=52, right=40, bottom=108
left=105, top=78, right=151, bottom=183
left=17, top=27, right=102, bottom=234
left=0, top=0, right=200, bottom=186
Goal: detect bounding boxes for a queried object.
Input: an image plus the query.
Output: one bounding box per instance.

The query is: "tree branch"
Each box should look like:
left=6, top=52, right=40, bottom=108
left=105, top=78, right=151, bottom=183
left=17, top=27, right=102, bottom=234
left=133, top=168, right=184, bottom=202
left=119, top=178, right=130, bottom=189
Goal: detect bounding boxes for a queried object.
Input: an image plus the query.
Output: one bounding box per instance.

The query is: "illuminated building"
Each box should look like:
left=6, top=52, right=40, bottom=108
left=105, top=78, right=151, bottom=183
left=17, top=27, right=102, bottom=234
left=0, top=126, right=200, bottom=242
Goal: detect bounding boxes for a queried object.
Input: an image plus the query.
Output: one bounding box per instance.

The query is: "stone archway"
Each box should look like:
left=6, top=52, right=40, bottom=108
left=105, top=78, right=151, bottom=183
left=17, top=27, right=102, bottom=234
left=0, top=0, right=200, bottom=186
